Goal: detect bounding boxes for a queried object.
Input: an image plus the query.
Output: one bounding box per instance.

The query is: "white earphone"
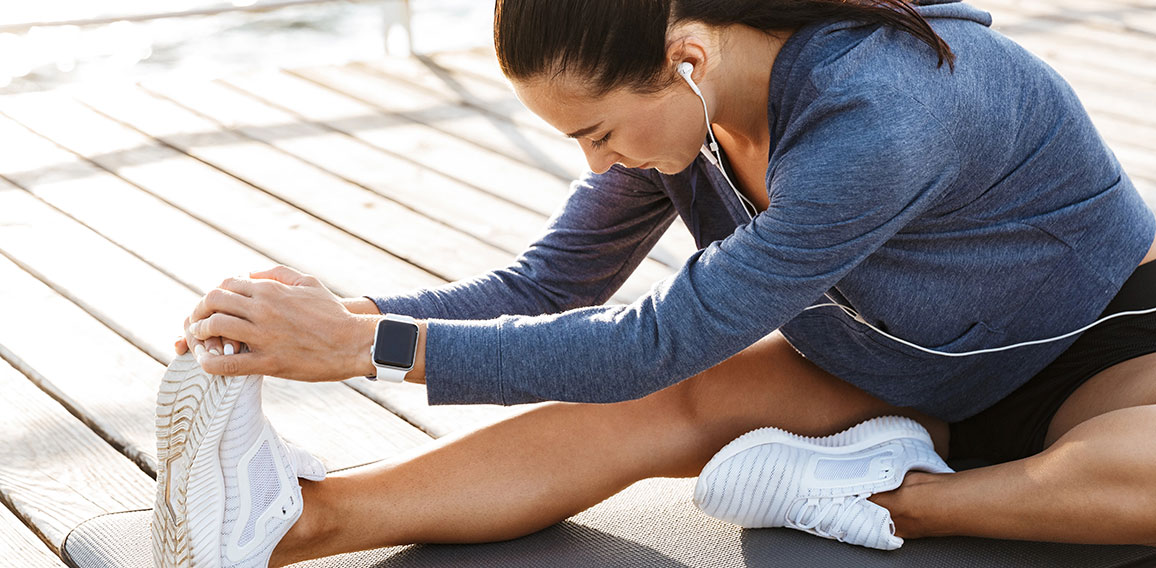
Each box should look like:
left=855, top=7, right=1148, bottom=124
left=676, top=61, right=1156, bottom=357
left=677, top=61, right=758, bottom=220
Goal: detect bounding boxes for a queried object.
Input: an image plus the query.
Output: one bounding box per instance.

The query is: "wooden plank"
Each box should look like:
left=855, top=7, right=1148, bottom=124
left=291, top=63, right=585, bottom=182
left=0, top=93, right=563, bottom=437
left=76, top=85, right=520, bottom=285
left=0, top=502, right=66, bottom=566
left=981, top=0, right=1156, bottom=37
left=0, top=356, right=154, bottom=552
left=0, top=115, right=278, bottom=295
left=224, top=70, right=570, bottom=217
left=355, top=57, right=700, bottom=264
left=353, top=57, right=563, bottom=138
left=343, top=378, right=537, bottom=439
left=425, top=48, right=510, bottom=86
left=0, top=185, right=431, bottom=473
left=990, top=21, right=1156, bottom=86
left=0, top=91, right=443, bottom=299
left=216, top=71, right=680, bottom=301
left=985, top=4, right=1156, bottom=61
left=285, top=64, right=693, bottom=279
left=139, top=77, right=558, bottom=258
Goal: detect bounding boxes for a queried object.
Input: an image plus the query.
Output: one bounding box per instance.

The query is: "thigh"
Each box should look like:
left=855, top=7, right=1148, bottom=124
left=656, top=330, right=949, bottom=456
left=1045, top=352, right=1156, bottom=448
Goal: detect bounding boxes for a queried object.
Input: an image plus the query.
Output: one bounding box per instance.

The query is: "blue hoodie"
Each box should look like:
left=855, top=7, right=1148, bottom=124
left=372, top=0, right=1154, bottom=422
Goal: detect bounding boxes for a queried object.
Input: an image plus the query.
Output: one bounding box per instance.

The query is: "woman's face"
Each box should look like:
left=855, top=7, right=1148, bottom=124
left=512, top=74, right=708, bottom=176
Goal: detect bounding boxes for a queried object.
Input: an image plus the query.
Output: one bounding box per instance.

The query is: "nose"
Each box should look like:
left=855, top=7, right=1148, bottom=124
left=580, top=142, right=620, bottom=175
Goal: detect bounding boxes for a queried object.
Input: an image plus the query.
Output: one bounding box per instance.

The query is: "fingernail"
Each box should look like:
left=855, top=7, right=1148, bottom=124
left=193, top=344, right=208, bottom=364
left=209, top=348, right=221, bottom=356
left=224, top=344, right=235, bottom=356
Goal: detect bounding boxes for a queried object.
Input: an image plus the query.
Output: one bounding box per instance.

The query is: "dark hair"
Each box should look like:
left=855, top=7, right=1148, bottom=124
left=495, top=0, right=955, bottom=95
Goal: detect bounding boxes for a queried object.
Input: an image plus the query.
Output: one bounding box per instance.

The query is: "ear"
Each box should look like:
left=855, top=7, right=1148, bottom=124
left=665, top=25, right=711, bottom=83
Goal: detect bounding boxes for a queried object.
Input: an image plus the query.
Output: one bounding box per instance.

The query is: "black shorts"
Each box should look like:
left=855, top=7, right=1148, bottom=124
left=948, top=260, right=1156, bottom=464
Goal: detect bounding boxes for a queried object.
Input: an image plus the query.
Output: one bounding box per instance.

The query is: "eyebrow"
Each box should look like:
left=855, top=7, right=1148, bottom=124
left=565, top=121, right=604, bottom=139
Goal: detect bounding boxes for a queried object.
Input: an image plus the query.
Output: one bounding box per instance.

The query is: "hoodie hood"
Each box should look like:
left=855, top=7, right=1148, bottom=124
left=916, top=0, right=993, bottom=27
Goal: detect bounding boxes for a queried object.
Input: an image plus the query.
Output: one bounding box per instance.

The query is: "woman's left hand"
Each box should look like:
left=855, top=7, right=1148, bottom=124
left=185, top=267, right=375, bottom=381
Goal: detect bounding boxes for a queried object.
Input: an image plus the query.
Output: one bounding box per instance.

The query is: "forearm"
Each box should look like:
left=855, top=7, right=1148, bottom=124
left=342, top=297, right=382, bottom=315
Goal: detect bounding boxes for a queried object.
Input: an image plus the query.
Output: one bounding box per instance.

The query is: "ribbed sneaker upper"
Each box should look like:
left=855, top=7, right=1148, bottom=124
left=694, top=416, right=951, bottom=551
left=785, top=494, right=901, bottom=550
left=217, top=377, right=324, bottom=568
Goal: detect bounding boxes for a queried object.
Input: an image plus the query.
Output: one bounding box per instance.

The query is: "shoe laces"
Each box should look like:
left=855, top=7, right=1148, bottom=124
left=785, top=494, right=871, bottom=542
left=785, top=454, right=896, bottom=541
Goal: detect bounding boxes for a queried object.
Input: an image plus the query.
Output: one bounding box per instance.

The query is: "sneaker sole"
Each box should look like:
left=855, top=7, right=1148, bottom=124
left=152, top=353, right=246, bottom=568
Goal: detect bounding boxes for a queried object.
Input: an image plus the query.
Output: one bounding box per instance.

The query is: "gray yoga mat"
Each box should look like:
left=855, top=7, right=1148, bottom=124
left=62, top=476, right=1156, bottom=568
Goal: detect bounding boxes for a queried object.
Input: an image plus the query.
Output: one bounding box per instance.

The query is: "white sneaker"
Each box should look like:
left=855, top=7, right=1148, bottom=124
left=694, top=415, right=952, bottom=550
left=152, top=352, right=326, bottom=568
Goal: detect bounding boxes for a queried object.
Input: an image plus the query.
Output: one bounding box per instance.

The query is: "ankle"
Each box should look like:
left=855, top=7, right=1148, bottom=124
left=269, top=480, right=332, bottom=567
left=870, top=471, right=941, bottom=539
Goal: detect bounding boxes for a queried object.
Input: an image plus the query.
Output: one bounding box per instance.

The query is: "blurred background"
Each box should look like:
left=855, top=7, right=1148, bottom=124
left=0, top=0, right=492, bottom=93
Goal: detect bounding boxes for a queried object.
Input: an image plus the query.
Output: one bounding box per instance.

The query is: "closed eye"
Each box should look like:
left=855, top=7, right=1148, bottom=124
left=590, top=132, right=612, bottom=149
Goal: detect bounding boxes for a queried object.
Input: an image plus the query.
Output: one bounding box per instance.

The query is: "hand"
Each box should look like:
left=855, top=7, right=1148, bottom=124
left=175, top=267, right=376, bottom=356
left=175, top=324, right=243, bottom=358
left=185, top=266, right=377, bottom=381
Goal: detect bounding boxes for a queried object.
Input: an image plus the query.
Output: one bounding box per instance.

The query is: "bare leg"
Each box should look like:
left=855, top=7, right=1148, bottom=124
left=874, top=353, right=1156, bottom=545
left=269, top=332, right=939, bottom=566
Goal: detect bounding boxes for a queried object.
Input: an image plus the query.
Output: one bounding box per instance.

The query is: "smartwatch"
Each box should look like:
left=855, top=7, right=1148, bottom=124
left=368, top=314, right=420, bottom=383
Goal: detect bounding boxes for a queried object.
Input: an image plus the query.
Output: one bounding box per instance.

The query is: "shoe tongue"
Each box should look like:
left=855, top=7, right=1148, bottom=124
left=284, top=442, right=327, bottom=481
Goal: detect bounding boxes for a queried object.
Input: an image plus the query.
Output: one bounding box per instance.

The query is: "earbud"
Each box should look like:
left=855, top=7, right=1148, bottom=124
left=677, top=62, right=703, bottom=96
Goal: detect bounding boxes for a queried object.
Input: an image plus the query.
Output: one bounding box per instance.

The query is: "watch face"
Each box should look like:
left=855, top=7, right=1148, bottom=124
left=373, top=319, right=419, bottom=368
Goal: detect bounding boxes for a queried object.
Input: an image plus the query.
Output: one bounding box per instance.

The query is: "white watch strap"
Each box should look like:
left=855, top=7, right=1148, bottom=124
left=371, top=314, right=417, bottom=383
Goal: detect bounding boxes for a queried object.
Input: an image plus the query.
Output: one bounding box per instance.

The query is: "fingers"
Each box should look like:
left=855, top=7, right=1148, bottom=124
left=204, top=336, right=223, bottom=356
left=189, top=287, right=253, bottom=331
left=200, top=351, right=265, bottom=377
left=248, top=265, right=321, bottom=288
left=222, top=339, right=244, bottom=356
left=188, top=313, right=255, bottom=342
left=175, top=337, right=189, bottom=355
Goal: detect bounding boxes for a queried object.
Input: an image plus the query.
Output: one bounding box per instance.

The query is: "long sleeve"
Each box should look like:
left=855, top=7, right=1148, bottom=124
left=425, top=86, right=962, bottom=406
left=370, top=164, right=677, bottom=318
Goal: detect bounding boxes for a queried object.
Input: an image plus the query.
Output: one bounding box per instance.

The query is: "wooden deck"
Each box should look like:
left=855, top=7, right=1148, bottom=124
left=1, top=0, right=1154, bottom=564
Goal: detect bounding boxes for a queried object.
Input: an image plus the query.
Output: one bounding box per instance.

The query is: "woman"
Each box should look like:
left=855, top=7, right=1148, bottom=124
left=157, top=0, right=1156, bottom=566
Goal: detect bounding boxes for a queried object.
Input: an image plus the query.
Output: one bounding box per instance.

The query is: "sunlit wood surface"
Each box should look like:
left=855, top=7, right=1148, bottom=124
left=0, top=0, right=1153, bottom=562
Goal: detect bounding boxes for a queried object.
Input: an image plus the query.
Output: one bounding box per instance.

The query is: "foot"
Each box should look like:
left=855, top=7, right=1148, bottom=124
left=693, top=415, right=952, bottom=550
left=152, top=353, right=326, bottom=568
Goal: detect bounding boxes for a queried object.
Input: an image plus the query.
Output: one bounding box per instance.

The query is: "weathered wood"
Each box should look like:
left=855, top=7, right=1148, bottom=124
left=0, top=93, right=612, bottom=439
left=343, top=378, right=536, bottom=439
left=0, top=91, right=443, bottom=299
left=352, top=57, right=700, bottom=264
left=290, top=63, right=585, bottom=182
left=0, top=356, right=155, bottom=553
left=284, top=64, right=687, bottom=285
left=353, top=57, right=562, bottom=138
left=0, top=115, right=278, bottom=295
left=218, top=71, right=679, bottom=302
left=224, top=70, right=570, bottom=217
left=0, top=188, right=431, bottom=473
left=76, top=85, right=521, bottom=285
left=0, top=501, right=66, bottom=566
left=140, top=77, right=560, bottom=258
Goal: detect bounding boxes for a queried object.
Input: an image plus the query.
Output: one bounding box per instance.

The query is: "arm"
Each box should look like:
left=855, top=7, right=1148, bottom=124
left=369, top=165, right=677, bottom=320
left=420, top=87, right=962, bottom=406
left=185, top=166, right=676, bottom=382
